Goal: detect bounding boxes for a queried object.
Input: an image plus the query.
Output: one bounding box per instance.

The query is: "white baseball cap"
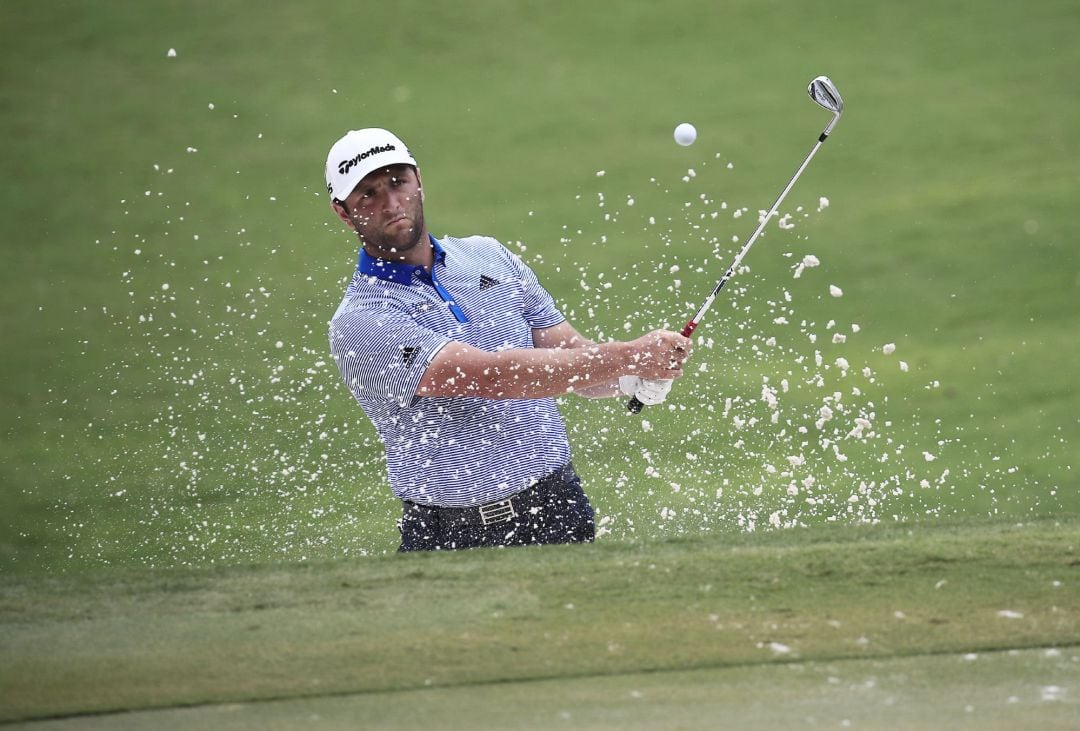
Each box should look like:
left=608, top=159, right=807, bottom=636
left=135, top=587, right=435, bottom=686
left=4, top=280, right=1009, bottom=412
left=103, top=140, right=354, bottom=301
left=325, top=127, right=417, bottom=201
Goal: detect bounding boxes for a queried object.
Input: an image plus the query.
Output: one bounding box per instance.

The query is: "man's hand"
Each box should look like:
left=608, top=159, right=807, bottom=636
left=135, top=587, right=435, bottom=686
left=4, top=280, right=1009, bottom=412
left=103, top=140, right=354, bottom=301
left=619, top=376, right=674, bottom=406
left=624, top=329, right=692, bottom=379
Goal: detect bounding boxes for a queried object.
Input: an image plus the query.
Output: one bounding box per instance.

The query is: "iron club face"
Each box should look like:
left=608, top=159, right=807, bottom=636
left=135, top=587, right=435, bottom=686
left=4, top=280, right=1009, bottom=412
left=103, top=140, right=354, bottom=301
left=808, top=75, right=844, bottom=136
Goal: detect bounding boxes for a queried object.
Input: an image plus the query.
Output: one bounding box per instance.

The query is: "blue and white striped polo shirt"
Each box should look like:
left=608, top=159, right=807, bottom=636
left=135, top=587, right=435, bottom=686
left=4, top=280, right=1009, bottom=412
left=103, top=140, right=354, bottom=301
left=329, top=234, right=572, bottom=507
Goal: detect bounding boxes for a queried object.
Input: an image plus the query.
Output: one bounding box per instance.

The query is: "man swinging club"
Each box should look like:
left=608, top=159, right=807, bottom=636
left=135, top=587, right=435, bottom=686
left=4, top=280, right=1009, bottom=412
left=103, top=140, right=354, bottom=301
left=325, top=128, right=691, bottom=551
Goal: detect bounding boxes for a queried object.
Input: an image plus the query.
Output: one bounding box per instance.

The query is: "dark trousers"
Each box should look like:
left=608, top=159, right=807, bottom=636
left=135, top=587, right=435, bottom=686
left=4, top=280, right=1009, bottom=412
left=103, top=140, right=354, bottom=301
left=398, top=463, right=595, bottom=552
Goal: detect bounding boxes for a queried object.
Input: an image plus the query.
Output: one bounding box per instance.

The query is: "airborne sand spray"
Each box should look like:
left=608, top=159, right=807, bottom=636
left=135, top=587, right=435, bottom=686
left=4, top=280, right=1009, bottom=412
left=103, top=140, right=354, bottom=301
left=41, top=120, right=1028, bottom=568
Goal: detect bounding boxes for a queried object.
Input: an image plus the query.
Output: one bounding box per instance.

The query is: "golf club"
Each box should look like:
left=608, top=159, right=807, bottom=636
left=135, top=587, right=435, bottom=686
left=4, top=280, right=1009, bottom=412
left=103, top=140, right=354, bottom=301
left=628, top=75, right=844, bottom=413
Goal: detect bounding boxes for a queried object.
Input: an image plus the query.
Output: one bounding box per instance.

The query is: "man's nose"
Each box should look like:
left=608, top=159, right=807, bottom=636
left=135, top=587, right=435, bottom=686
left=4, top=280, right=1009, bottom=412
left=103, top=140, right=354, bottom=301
left=381, top=186, right=408, bottom=211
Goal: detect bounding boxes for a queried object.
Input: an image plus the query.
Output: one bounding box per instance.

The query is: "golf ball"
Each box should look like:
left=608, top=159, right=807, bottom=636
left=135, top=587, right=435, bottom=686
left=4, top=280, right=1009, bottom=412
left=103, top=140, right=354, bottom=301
left=674, top=122, right=697, bottom=146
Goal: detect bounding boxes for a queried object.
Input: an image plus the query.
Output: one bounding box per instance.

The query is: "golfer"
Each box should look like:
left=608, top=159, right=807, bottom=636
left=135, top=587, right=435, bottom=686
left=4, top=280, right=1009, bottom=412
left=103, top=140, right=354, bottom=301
left=325, top=128, right=691, bottom=551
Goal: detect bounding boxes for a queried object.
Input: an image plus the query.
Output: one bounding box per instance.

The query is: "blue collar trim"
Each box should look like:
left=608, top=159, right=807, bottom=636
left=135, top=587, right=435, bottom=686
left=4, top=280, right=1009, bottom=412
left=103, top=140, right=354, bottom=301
left=358, top=234, right=445, bottom=284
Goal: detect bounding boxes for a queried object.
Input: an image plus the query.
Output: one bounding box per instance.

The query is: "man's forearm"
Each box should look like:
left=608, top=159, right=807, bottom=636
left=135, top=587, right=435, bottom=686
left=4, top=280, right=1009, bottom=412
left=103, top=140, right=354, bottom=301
left=417, top=327, right=689, bottom=401
left=535, top=328, right=622, bottom=398
left=418, top=342, right=634, bottom=400
left=572, top=379, right=624, bottom=398
left=485, top=342, right=632, bottom=398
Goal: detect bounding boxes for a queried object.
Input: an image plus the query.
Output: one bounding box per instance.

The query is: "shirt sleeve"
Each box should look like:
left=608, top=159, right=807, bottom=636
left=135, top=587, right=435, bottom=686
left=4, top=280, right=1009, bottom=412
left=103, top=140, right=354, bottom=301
left=329, top=303, right=450, bottom=408
left=501, top=246, right=565, bottom=329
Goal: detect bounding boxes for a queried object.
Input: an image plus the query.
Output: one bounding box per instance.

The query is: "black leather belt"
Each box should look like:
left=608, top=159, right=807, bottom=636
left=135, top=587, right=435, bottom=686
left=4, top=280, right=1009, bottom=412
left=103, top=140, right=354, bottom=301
left=402, top=463, right=578, bottom=529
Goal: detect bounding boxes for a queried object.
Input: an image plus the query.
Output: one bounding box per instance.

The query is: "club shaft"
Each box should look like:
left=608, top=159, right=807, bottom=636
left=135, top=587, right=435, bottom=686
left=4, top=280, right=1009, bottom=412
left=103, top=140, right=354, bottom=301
left=628, top=107, right=840, bottom=414
left=682, top=132, right=829, bottom=337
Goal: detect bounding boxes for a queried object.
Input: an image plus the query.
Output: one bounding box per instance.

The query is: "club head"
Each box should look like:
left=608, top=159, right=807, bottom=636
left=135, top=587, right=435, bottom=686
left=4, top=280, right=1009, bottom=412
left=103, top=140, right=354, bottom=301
left=808, top=76, right=843, bottom=135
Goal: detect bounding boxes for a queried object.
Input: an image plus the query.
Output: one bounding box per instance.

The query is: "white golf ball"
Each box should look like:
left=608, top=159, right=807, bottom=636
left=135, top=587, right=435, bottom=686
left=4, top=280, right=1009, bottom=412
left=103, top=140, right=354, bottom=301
left=674, top=122, right=697, bottom=146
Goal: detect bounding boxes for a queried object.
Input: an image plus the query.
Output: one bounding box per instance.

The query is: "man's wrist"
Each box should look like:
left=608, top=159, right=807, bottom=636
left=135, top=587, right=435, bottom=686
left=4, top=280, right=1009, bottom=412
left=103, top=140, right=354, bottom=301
left=601, top=340, right=634, bottom=376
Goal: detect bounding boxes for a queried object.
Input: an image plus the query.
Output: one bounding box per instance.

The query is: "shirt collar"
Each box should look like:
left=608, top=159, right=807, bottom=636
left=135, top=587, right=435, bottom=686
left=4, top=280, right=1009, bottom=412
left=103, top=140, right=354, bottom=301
left=358, top=234, right=445, bottom=285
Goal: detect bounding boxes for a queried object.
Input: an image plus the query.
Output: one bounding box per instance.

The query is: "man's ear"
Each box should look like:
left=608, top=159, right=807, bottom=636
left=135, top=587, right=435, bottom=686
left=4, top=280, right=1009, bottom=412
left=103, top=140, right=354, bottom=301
left=331, top=200, right=355, bottom=230
left=415, top=168, right=425, bottom=202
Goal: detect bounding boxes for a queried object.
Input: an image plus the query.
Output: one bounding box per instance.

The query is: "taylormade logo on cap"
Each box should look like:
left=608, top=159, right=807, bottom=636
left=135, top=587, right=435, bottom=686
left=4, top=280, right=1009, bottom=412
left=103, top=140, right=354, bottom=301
left=325, top=128, right=417, bottom=200
left=338, top=144, right=397, bottom=176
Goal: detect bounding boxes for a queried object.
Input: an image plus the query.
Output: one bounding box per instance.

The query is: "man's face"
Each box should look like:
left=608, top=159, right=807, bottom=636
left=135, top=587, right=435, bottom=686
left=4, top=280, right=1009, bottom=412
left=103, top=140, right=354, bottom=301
left=334, top=164, right=425, bottom=258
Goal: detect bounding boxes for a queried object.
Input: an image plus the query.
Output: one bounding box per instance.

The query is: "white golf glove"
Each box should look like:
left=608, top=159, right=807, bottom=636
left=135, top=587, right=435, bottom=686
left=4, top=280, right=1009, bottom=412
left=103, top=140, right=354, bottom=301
left=619, top=376, right=673, bottom=406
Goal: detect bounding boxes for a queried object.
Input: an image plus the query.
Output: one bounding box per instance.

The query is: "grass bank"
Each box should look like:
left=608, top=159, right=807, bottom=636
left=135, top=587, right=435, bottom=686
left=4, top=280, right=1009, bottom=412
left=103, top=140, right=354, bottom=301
left=2, top=518, right=1077, bottom=724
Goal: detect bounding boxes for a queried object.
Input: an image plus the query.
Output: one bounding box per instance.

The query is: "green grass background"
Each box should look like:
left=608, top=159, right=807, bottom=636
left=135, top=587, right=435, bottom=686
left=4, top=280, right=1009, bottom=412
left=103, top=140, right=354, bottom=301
left=2, top=2, right=1080, bottom=725
left=2, top=0, right=1078, bottom=573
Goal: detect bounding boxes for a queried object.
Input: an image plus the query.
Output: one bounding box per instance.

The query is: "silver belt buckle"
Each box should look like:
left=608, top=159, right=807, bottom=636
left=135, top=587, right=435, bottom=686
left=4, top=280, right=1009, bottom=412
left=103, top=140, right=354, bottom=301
left=478, top=498, right=517, bottom=526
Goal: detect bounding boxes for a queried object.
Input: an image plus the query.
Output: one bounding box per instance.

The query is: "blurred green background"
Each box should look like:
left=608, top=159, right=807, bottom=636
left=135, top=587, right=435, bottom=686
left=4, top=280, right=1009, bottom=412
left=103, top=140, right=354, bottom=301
left=2, top=0, right=1077, bottom=574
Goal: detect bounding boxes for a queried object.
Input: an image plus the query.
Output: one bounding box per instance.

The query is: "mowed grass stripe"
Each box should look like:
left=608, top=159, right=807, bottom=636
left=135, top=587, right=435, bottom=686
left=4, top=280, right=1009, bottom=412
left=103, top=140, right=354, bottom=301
left=2, top=519, right=1077, bottom=722
left=11, top=646, right=1080, bottom=731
